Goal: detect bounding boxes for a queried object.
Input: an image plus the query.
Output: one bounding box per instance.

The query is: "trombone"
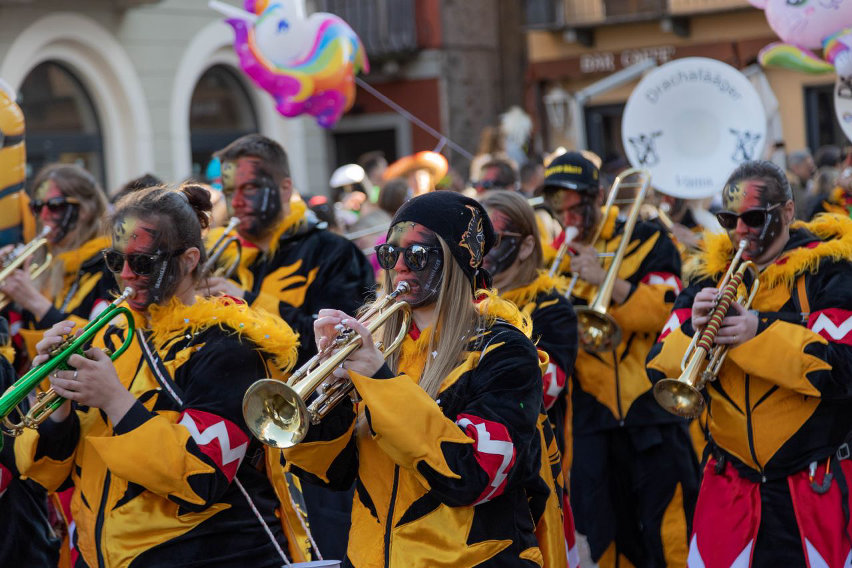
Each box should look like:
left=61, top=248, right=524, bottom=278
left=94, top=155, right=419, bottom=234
left=243, top=282, right=412, bottom=448
left=574, top=168, right=651, bottom=352
left=653, top=240, right=760, bottom=418
left=0, top=227, right=53, bottom=311
left=0, top=287, right=136, bottom=448
left=202, top=217, right=242, bottom=279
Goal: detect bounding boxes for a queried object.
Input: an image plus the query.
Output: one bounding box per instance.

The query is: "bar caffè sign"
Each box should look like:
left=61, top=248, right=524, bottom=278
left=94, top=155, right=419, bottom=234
left=579, top=46, right=676, bottom=73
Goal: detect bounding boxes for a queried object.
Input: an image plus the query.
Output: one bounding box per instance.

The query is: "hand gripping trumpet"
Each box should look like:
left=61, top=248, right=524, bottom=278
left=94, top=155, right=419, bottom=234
left=202, top=216, right=242, bottom=279
left=653, top=240, right=760, bottom=419
left=243, top=282, right=412, bottom=448
left=0, top=287, right=136, bottom=449
left=0, top=226, right=53, bottom=311
left=574, top=168, right=651, bottom=352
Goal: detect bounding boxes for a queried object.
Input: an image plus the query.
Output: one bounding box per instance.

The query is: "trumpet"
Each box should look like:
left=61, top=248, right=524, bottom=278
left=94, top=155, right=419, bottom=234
left=243, top=282, right=412, bottom=448
left=574, top=168, right=651, bottom=352
left=0, top=287, right=136, bottom=448
left=0, top=227, right=53, bottom=311
left=653, top=240, right=760, bottom=418
left=202, top=217, right=241, bottom=278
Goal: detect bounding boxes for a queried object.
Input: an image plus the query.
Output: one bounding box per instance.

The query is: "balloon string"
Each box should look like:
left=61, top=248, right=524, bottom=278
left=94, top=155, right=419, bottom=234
left=354, top=77, right=474, bottom=161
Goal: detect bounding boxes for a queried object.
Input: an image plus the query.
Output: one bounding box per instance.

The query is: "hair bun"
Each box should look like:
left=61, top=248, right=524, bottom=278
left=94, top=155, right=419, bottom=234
left=179, top=183, right=213, bottom=230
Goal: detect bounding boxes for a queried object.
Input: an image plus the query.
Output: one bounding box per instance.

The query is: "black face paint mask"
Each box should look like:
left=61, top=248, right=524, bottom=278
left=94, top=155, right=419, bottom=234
left=243, top=179, right=283, bottom=238
left=51, top=205, right=80, bottom=244
left=750, top=208, right=785, bottom=260
left=483, top=235, right=521, bottom=277
left=403, top=246, right=443, bottom=309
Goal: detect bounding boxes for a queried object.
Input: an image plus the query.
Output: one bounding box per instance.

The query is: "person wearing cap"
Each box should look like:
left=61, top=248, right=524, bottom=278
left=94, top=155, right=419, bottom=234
left=199, top=134, right=375, bottom=559
left=544, top=151, right=699, bottom=567
left=282, top=191, right=564, bottom=567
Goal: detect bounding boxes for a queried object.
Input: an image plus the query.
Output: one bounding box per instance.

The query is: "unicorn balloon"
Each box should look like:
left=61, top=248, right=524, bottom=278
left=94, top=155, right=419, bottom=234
left=211, top=0, right=369, bottom=128
left=750, top=0, right=852, bottom=75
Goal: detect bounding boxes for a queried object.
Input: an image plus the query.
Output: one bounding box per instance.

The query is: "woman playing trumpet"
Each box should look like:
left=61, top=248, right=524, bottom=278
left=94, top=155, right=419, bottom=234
left=647, top=161, right=852, bottom=567
left=14, top=184, right=312, bottom=567
left=282, top=191, right=560, bottom=566
left=0, top=164, right=117, bottom=363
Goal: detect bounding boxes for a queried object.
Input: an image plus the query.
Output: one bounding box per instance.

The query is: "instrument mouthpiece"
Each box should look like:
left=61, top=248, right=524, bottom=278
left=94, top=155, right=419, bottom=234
left=226, top=216, right=240, bottom=231
left=121, top=287, right=135, bottom=300
left=394, top=281, right=411, bottom=295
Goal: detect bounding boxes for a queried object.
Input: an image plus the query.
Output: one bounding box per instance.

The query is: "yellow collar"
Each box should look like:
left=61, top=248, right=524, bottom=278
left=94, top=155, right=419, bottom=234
left=55, top=235, right=110, bottom=275
left=688, top=214, right=852, bottom=290
left=501, top=270, right=565, bottom=309
left=145, top=296, right=299, bottom=371
left=266, top=199, right=308, bottom=256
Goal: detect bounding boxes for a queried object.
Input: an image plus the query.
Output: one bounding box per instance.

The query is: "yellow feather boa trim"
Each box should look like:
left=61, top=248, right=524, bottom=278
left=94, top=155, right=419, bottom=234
left=267, top=198, right=308, bottom=256
left=500, top=270, right=567, bottom=310
left=55, top=235, right=110, bottom=275
left=687, top=213, right=852, bottom=290
left=145, top=296, right=299, bottom=372
left=477, top=288, right=533, bottom=339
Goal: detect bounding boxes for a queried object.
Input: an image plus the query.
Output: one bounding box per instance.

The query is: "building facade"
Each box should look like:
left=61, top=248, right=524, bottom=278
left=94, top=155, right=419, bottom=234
left=525, top=0, right=846, bottom=161
left=0, top=0, right=525, bottom=197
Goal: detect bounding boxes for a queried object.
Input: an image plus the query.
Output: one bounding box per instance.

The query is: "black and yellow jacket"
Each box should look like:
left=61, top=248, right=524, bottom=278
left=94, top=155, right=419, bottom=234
left=283, top=295, right=565, bottom=567
left=208, top=200, right=375, bottom=367
left=570, top=209, right=684, bottom=433
left=18, top=235, right=117, bottom=359
left=501, top=271, right=577, bottom=457
left=14, top=297, right=314, bottom=567
left=647, top=214, right=852, bottom=480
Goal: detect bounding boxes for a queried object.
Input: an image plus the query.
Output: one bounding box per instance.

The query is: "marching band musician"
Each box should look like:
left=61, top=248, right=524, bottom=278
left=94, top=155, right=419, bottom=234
left=479, top=190, right=578, bottom=460
left=647, top=161, right=852, bottom=567
left=479, top=190, right=580, bottom=567
left=201, top=134, right=374, bottom=557
left=14, top=184, right=313, bottom=567
left=1, top=164, right=117, bottom=364
left=282, top=191, right=564, bottom=567
left=544, top=151, right=699, bottom=567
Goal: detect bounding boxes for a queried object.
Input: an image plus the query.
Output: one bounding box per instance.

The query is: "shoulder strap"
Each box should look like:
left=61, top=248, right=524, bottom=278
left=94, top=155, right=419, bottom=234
left=795, top=273, right=810, bottom=325
left=136, top=329, right=185, bottom=406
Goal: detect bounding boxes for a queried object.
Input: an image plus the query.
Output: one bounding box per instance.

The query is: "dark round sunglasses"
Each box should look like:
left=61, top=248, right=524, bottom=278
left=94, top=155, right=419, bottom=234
left=374, top=243, right=441, bottom=271
left=29, top=197, right=79, bottom=216
left=715, top=203, right=781, bottom=230
left=103, top=248, right=185, bottom=277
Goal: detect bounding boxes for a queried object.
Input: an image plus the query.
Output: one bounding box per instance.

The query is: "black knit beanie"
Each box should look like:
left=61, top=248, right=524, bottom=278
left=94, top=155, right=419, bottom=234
left=389, top=191, right=496, bottom=290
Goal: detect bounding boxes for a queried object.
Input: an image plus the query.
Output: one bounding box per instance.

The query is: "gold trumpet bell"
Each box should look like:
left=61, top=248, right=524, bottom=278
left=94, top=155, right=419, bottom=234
left=653, top=379, right=706, bottom=419
left=242, top=378, right=309, bottom=449
left=576, top=309, right=622, bottom=353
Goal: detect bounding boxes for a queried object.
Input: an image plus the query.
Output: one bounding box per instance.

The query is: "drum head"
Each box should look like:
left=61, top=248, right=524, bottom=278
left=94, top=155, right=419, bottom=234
left=835, top=75, right=852, bottom=142
left=622, top=57, right=767, bottom=199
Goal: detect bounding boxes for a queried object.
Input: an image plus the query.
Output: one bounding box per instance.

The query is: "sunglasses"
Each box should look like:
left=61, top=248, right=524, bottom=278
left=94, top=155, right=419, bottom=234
left=493, top=231, right=524, bottom=247
left=374, top=243, right=441, bottom=271
left=102, top=248, right=185, bottom=277
left=715, top=203, right=782, bottom=230
left=29, top=197, right=79, bottom=215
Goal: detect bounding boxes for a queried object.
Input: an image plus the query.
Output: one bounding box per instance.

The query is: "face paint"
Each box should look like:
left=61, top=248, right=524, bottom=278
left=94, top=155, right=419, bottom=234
left=721, top=179, right=780, bottom=261
left=547, top=189, right=598, bottom=243
left=387, top=222, right=443, bottom=308
left=111, top=216, right=181, bottom=311
left=482, top=210, right=521, bottom=277
left=34, top=180, right=79, bottom=245
left=223, top=157, right=284, bottom=238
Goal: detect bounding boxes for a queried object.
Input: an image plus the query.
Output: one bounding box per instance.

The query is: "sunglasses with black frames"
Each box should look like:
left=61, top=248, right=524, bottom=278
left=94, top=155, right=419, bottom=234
left=715, top=203, right=782, bottom=230
left=29, top=197, right=80, bottom=216
left=102, top=248, right=186, bottom=277
left=374, top=243, right=441, bottom=271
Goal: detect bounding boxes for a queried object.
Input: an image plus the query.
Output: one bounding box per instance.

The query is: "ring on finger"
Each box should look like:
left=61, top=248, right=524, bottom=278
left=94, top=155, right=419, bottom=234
left=73, top=370, right=78, bottom=381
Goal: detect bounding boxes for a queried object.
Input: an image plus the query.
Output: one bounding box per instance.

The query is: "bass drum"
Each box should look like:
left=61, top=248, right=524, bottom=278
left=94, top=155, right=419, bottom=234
left=834, top=74, right=852, bottom=142
left=622, top=57, right=767, bottom=199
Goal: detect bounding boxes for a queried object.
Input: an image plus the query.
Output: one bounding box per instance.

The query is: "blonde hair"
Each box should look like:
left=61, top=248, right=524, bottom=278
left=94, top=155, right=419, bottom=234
left=375, top=236, right=485, bottom=399
left=479, top=190, right=542, bottom=292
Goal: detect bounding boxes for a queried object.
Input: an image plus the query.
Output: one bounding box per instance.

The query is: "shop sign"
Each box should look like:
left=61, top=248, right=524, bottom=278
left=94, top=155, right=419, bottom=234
left=579, top=45, right=677, bottom=74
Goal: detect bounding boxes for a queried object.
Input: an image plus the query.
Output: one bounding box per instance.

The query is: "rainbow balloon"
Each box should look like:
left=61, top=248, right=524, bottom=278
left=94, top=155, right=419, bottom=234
left=212, top=0, right=369, bottom=128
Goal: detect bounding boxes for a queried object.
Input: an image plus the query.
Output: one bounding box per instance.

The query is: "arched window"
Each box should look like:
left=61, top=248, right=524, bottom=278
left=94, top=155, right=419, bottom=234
left=18, top=61, right=105, bottom=189
left=189, top=65, right=258, bottom=180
